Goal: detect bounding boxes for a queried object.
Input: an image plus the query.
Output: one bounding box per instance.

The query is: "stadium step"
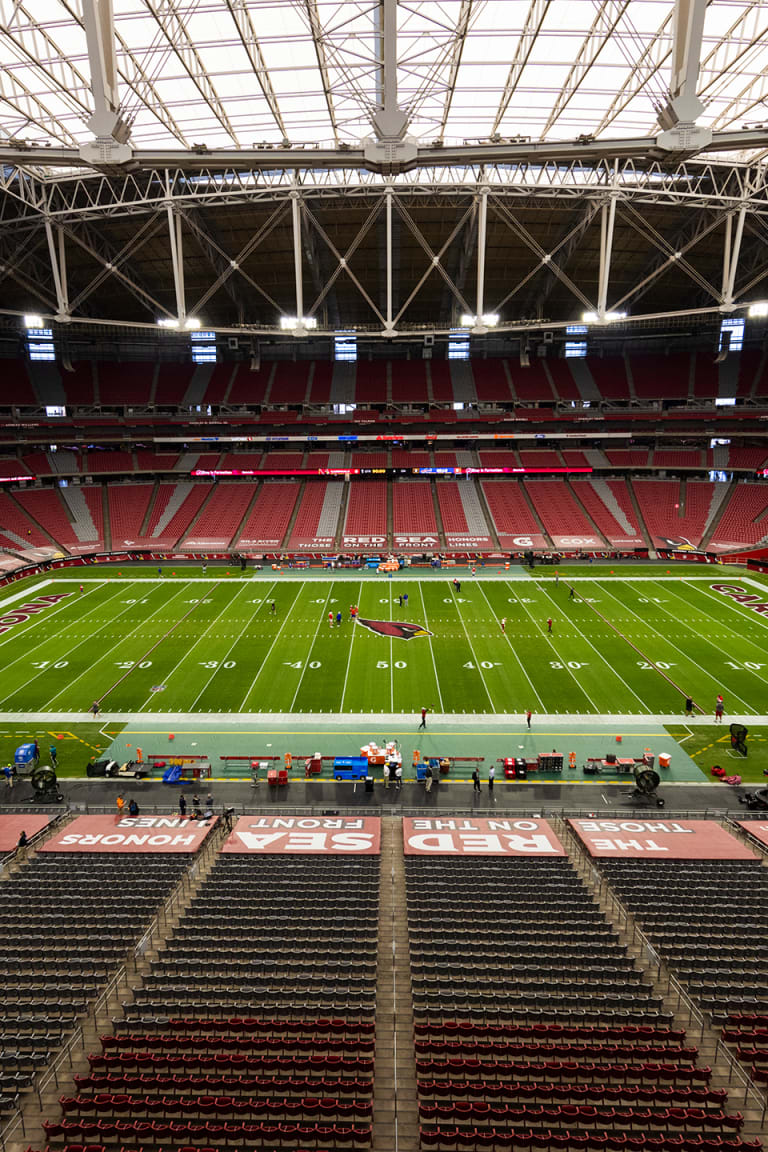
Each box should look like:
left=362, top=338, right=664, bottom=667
left=5, top=821, right=229, bottom=1152
left=373, top=815, right=418, bottom=1152
left=558, top=817, right=768, bottom=1144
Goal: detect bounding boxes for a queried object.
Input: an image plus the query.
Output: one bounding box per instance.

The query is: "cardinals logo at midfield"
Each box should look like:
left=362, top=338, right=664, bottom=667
left=357, top=619, right=432, bottom=640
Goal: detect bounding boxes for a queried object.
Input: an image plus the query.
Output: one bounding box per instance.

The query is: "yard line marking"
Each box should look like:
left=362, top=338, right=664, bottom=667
left=36, top=582, right=197, bottom=711
left=416, top=584, right=444, bottom=714
left=290, top=584, right=334, bottom=713
left=134, top=583, right=258, bottom=713
left=663, top=580, right=768, bottom=694
left=505, top=581, right=599, bottom=711
left=236, top=583, right=306, bottom=711
left=388, top=583, right=394, bottom=713
left=0, top=582, right=154, bottom=708
left=0, top=580, right=114, bottom=658
left=602, top=580, right=754, bottom=714
left=475, top=582, right=543, bottom=711
left=340, top=580, right=363, bottom=712
left=685, top=578, right=768, bottom=641
left=536, top=581, right=649, bottom=713
left=96, top=584, right=221, bottom=707
left=453, top=588, right=495, bottom=712
left=188, top=582, right=277, bottom=711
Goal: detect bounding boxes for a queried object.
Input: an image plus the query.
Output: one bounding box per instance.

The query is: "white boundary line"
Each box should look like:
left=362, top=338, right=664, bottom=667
left=0, top=579, right=52, bottom=609
left=41, top=573, right=752, bottom=583
left=1, top=709, right=764, bottom=723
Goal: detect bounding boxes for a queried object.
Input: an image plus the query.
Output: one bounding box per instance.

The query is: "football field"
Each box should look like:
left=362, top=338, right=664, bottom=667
left=0, top=570, right=767, bottom=717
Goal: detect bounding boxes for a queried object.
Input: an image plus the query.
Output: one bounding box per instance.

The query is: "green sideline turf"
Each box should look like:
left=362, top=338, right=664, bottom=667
left=0, top=571, right=767, bottom=716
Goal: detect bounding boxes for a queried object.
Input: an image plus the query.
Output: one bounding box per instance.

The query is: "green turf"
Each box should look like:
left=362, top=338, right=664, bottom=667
left=1, top=569, right=767, bottom=716
left=667, top=723, right=763, bottom=783
left=0, top=722, right=113, bottom=777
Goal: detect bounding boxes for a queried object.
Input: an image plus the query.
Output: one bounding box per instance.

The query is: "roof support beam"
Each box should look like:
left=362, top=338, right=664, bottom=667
left=475, top=185, right=488, bottom=321
left=596, top=195, right=617, bottom=318
left=372, top=0, right=408, bottom=141
left=658, top=0, right=707, bottom=129
left=290, top=188, right=304, bottom=325
left=79, top=0, right=133, bottom=164
left=385, top=186, right=394, bottom=333
left=166, top=197, right=186, bottom=323
left=44, top=219, right=68, bottom=319
left=723, top=205, right=746, bottom=306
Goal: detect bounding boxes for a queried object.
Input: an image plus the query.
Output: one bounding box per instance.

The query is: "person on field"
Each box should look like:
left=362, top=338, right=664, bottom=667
left=49, top=744, right=58, bottom=767
left=547, top=617, right=553, bottom=633
left=419, top=706, right=429, bottom=730
left=328, top=611, right=334, bottom=628
left=526, top=710, right=532, bottom=729
left=270, top=601, right=276, bottom=614
left=116, top=794, right=125, bottom=817
left=685, top=697, right=694, bottom=716
left=472, top=767, right=481, bottom=793
left=569, top=586, right=575, bottom=599
left=715, top=695, right=724, bottom=723
left=488, top=764, right=495, bottom=793
left=425, top=764, right=433, bottom=794
left=336, top=611, right=342, bottom=626
left=90, top=701, right=100, bottom=716
left=500, top=617, right=506, bottom=634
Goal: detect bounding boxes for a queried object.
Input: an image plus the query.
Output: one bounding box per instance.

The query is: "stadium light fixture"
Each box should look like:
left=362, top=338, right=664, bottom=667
left=157, top=316, right=201, bottom=330
left=280, top=316, right=318, bottom=334
left=582, top=310, right=627, bottom=324
left=23, top=313, right=44, bottom=328
left=749, top=302, right=768, bottom=317
left=460, top=313, right=499, bottom=328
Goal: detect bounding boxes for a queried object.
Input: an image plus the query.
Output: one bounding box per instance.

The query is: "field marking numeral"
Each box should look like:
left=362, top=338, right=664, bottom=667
left=464, top=660, right=501, bottom=670
left=31, top=660, right=68, bottom=669
left=115, top=660, right=152, bottom=669
left=199, top=660, right=236, bottom=669
left=247, top=598, right=263, bottom=603
left=184, top=598, right=212, bottom=604
left=638, top=597, right=667, bottom=604
left=377, top=660, right=407, bottom=669
left=637, top=660, right=675, bottom=670
left=550, top=661, right=588, bottom=670
left=725, top=660, right=765, bottom=670
left=283, top=661, right=322, bottom=669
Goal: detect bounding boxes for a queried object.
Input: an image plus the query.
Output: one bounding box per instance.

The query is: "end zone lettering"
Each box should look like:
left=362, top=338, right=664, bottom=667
left=711, top=583, right=768, bottom=616
left=247, top=817, right=366, bottom=829
left=0, top=592, right=71, bottom=634
left=576, top=821, right=693, bottom=833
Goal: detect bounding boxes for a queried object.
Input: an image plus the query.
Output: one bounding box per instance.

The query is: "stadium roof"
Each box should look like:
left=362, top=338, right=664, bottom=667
left=2, top=0, right=768, bottom=340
